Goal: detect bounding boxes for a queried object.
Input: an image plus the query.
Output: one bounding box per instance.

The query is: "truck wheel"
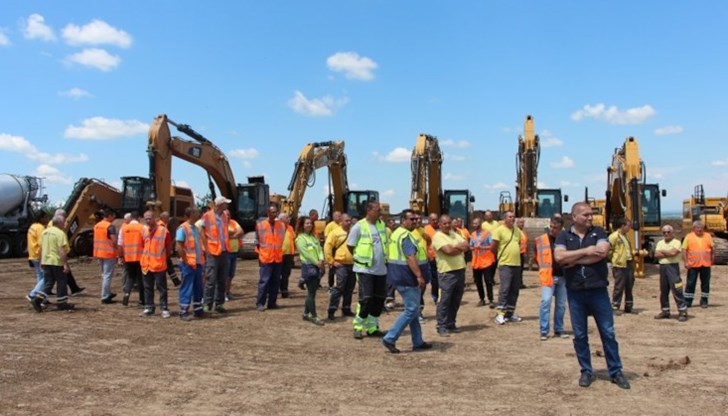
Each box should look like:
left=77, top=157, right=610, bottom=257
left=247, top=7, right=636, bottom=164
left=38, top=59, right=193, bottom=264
left=73, top=232, right=93, bottom=257
left=14, top=235, right=28, bottom=258
left=0, top=234, right=12, bottom=258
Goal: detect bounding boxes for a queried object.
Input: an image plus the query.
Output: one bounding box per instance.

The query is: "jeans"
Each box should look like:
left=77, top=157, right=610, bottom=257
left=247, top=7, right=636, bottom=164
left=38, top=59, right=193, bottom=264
left=227, top=252, right=238, bottom=280
left=435, top=269, right=465, bottom=331
left=567, top=287, right=623, bottom=378
left=257, top=262, right=282, bottom=308
left=383, top=285, right=425, bottom=348
left=100, top=258, right=116, bottom=299
left=179, top=263, right=204, bottom=315
left=539, top=277, right=567, bottom=335
left=685, top=266, right=711, bottom=306
left=204, top=252, right=230, bottom=307
left=29, top=259, right=46, bottom=298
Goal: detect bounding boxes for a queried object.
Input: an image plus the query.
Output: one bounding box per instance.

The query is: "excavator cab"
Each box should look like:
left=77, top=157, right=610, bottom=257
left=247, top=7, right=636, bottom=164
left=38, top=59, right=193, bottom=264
left=642, top=183, right=664, bottom=228
left=536, top=189, right=567, bottom=218
left=120, top=176, right=154, bottom=214
left=235, top=176, right=270, bottom=230
left=443, top=190, right=474, bottom=226
left=344, top=190, right=379, bottom=219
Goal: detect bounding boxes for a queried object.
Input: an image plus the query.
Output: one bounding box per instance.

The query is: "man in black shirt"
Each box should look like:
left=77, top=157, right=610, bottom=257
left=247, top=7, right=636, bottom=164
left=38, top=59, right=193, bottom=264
left=554, top=202, right=630, bottom=390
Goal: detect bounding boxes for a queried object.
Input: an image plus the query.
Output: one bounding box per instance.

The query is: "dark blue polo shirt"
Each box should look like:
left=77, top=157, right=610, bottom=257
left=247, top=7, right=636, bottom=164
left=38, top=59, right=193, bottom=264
left=554, top=226, right=610, bottom=291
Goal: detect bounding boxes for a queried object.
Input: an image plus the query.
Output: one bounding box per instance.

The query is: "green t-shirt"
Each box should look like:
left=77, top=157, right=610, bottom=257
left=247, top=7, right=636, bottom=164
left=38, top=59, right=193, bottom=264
left=40, top=226, right=69, bottom=266
left=432, top=230, right=466, bottom=273
left=656, top=239, right=681, bottom=265
left=492, top=225, right=522, bottom=267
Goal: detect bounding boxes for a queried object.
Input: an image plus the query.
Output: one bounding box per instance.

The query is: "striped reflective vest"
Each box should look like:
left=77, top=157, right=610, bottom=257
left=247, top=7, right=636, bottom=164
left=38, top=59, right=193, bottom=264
left=121, top=222, right=144, bottom=262
left=387, top=227, right=427, bottom=266
left=352, top=219, right=389, bottom=267
left=256, top=219, right=286, bottom=263
left=141, top=226, right=168, bottom=274
left=470, top=229, right=495, bottom=270
left=93, top=219, right=115, bottom=259
left=202, top=210, right=231, bottom=256
left=180, top=222, right=204, bottom=267
left=684, top=232, right=713, bottom=268
left=535, top=234, right=553, bottom=286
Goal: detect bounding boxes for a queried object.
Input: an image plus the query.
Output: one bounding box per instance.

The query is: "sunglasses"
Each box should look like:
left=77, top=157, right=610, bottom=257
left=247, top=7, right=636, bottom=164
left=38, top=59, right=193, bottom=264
left=662, top=231, right=672, bottom=235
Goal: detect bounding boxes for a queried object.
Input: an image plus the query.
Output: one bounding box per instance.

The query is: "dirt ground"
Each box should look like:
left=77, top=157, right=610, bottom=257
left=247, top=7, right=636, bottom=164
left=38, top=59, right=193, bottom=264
left=1, top=256, right=727, bottom=416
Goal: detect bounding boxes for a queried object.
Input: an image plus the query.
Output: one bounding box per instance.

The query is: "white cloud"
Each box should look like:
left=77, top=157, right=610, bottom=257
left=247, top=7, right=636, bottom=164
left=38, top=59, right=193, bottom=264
left=59, top=87, right=92, bottom=99
left=0, top=30, right=10, bottom=46
left=229, top=148, right=260, bottom=159
left=287, top=90, right=349, bottom=117
left=444, top=153, right=466, bottom=162
left=174, top=180, right=191, bottom=189
left=537, top=181, right=548, bottom=189
left=712, top=159, right=728, bottom=167
left=444, top=173, right=467, bottom=181
left=62, top=19, right=132, bottom=48
left=65, top=48, right=121, bottom=71
left=34, top=164, right=71, bottom=184
left=375, top=147, right=410, bottom=163
left=22, top=14, right=56, bottom=42
left=550, top=156, right=575, bottom=169
left=646, top=166, right=684, bottom=181
left=242, top=161, right=252, bottom=169
left=484, top=182, right=509, bottom=190
left=654, top=125, right=684, bottom=136
left=441, top=139, right=471, bottom=148
left=570, top=103, right=656, bottom=125
left=326, top=51, right=378, bottom=81
left=64, top=116, right=148, bottom=139
left=559, top=180, right=580, bottom=188
left=540, top=130, right=564, bottom=147
left=382, top=189, right=395, bottom=197
left=0, top=133, right=88, bottom=164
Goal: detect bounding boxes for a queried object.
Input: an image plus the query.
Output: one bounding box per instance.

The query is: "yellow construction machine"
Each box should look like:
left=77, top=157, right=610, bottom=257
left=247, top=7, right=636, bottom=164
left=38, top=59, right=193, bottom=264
left=62, top=178, right=123, bottom=256
left=584, top=187, right=606, bottom=228
left=605, top=136, right=666, bottom=277
left=682, top=184, right=728, bottom=264
left=410, top=133, right=474, bottom=224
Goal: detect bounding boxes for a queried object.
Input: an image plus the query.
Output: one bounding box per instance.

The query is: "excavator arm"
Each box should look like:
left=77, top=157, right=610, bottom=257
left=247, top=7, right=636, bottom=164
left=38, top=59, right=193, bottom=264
left=516, top=115, right=539, bottom=218
left=410, top=134, right=442, bottom=215
left=63, top=178, right=122, bottom=256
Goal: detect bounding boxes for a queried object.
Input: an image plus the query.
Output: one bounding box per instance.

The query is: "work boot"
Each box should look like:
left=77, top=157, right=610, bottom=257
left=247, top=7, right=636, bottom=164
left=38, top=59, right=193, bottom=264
left=477, top=299, right=486, bottom=307
left=122, top=293, right=130, bottom=306
left=57, top=303, right=75, bottom=311
left=342, top=309, right=355, bottom=317
left=327, top=310, right=336, bottom=321
left=624, top=305, right=633, bottom=314
left=677, top=311, right=688, bottom=322
left=654, top=310, right=670, bottom=320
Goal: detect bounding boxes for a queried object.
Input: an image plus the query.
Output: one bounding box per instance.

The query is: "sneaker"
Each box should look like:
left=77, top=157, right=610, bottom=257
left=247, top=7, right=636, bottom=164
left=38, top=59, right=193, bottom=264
left=353, top=329, right=365, bottom=340
left=677, top=311, right=688, bottom=322
left=579, top=372, right=596, bottom=388
left=413, top=342, right=433, bottom=351
left=654, top=311, right=670, bottom=319
left=140, top=308, right=154, bottom=317
left=437, top=328, right=450, bottom=337
left=161, top=310, right=171, bottom=318
left=179, top=312, right=193, bottom=321
left=256, top=304, right=265, bottom=312
left=101, top=297, right=116, bottom=304
left=122, top=293, right=130, bottom=306
left=447, top=325, right=461, bottom=333
left=215, top=305, right=228, bottom=314
left=27, top=295, right=42, bottom=313
left=302, top=314, right=310, bottom=322
left=225, top=292, right=236, bottom=301
left=57, top=303, right=75, bottom=311
left=507, top=314, right=523, bottom=323
left=203, top=304, right=212, bottom=313
left=309, top=316, right=325, bottom=326
left=71, top=287, right=86, bottom=296
left=611, top=372, right=631, bottom=389
left=555, top=332, right=570, bottom=339
left=368, top=329, right=387, bottom=337
left=540, top=334, right=548, bottom=341
left=385, top=301, right=395, bottom=311
left=495, top=314, right=507, bottom=325
left=418, top=313, right=427, bottom=324
left=382, top=339, right=400, bottom=354
left=700, top=303, right=708, bottom=309
left=477, top=299, right=486, bottom=307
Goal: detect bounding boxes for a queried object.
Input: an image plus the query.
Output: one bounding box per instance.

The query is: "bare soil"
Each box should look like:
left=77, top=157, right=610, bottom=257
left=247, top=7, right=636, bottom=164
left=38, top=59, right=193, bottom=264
left=1, top=257, right=727, bottom=415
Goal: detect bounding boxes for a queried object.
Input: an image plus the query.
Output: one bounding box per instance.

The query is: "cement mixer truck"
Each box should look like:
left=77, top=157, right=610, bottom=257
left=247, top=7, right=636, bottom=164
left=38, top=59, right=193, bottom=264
left=0, top=174, right=47, bottom=258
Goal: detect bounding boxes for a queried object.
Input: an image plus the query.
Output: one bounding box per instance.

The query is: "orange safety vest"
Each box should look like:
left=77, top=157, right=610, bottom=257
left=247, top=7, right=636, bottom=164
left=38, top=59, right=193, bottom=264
left=93, top=219, right=116, bottom=259
left=424, top=224, right=437, bottom=260
left=141, top=226, right=168, bottom=274
left=519, top=228, right=528, bottom=255
left=202, top=210, right=231, bottom=256
left=471, top=229, right=495, bottom=270
left=535, top=234, right=553, bottom=286
left=180, top=222, right=205, bottom=267
left=121, top=223, right=144, bottom=262
left=256, top=219, right=286, bottom=263
left=684, top=232, right=713, bottom=268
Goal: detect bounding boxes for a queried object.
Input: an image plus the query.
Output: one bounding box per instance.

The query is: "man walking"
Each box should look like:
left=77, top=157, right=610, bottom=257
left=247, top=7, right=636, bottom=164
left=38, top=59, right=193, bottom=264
left=536, top=216, right=568, bottom=340
left=255, top=203, right=286, bottom=311
left=325, top=214, right=356, bottom=320
left=554, top=202, right=630, bottom=389
left=608, top=218, right=635, bottom=313
left=682, top=220, right=714, bottom=308
left=381, top=209, right=432, bottom=353
left=26, top=211, right=48, bottom=310
left=37, top=215, right=75, bottom=311
left=654, top=225, right=688, bottom=321
left=432, top=215, right=469, bottom=337
left=492, top=211, right=524, bottom=324
left=348, top=201, right=389, bottom=339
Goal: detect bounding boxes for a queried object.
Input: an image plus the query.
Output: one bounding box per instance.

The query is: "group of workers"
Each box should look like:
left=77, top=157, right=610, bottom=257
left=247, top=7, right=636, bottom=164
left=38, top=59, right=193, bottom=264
left=24, top=197, right=718, bottom=390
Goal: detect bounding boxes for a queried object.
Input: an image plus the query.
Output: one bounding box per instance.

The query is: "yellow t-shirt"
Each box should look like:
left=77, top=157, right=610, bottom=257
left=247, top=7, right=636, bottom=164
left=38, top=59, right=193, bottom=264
left=656, top=239, right=681, bottom=265
left=27, top=223, right=45, bottom=260
left=40, top=226, right=69, bottom=266
left=432, top=230, right=466, bottom=273
left=481, top=220, right=499, bottom=233
left=324, top=221, right=340, bottom=238
left=492, top=225, right=522, bottom=267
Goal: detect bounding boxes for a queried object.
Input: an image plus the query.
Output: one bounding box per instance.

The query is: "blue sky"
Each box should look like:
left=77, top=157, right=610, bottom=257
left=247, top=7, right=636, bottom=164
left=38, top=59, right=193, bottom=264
left=1, top=1, right=727, bottom=215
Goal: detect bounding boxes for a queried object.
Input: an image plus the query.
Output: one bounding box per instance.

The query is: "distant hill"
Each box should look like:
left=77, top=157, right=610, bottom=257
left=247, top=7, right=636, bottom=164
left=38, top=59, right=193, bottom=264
left=662, top=210, right=682, bottom=220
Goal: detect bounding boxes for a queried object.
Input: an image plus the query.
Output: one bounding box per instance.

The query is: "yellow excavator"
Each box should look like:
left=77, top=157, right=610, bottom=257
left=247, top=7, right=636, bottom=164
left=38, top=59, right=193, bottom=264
left=682, top=184, right=728, bottom=264
left=132, top=114, right=270, bottom=248
left=410, top=134, right=474, bottom=224
left=584, top=187, right=606, bottom=228
left=279, top=140, right=380, bottom=231
left=62, top=178, right=123, bottom=256
left=605, top=136, right=666, bottom=278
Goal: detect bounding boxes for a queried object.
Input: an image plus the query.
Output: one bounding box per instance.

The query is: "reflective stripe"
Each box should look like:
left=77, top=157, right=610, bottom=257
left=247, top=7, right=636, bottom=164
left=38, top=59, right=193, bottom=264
left=181, top=223, right=204, bottom=266
left=141, top=226, right=168, bottom=273
left=203, top=210, right=231, bottom=256
left=256, top=219, right=285, bottom=263
left=471, top=230, right=495, bottom=269
left=93, top=220, right=115, bottom=259
left=535, top=234, right=553, bottom=286
left=121, top=223, right=144, bottom=262
left=353, top=219, right=389, bottom=267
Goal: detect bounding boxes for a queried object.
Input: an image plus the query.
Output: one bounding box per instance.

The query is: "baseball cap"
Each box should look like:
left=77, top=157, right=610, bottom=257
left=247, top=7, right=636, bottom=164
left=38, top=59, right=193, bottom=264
left=214, top=196, right=232, bottom=205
